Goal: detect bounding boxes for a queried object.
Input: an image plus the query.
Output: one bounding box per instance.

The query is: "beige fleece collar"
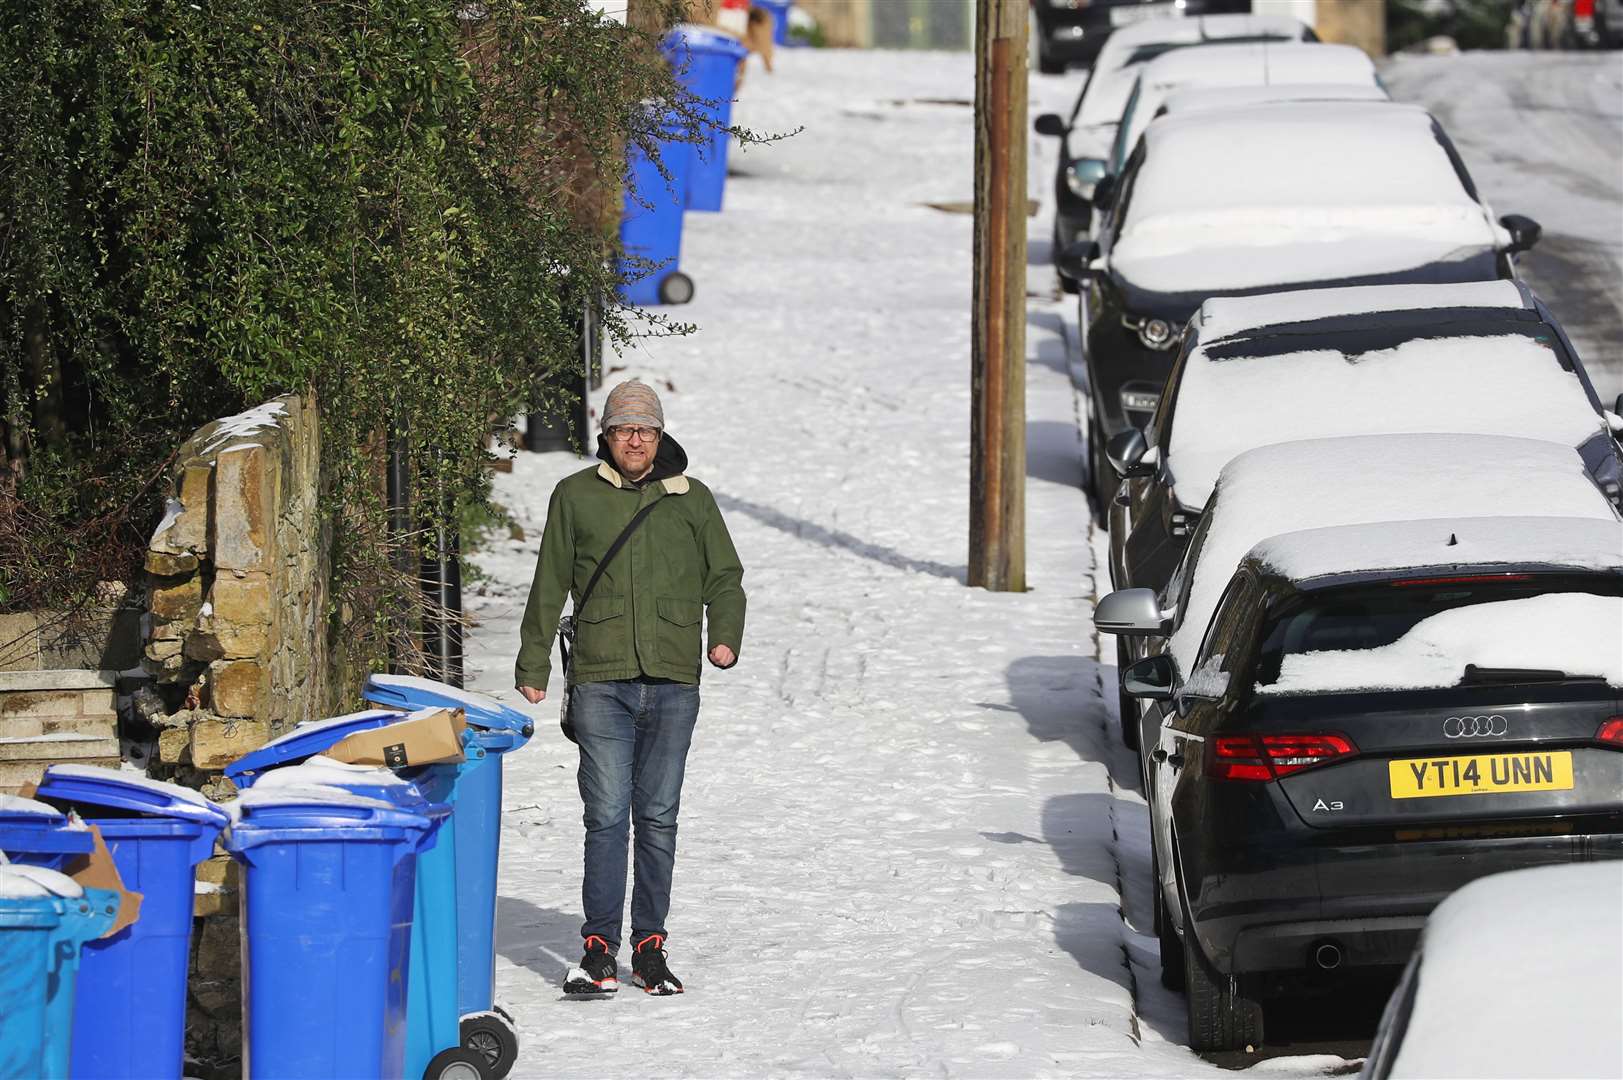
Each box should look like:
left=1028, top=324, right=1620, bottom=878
left=596, top=462, right=690, bottom=495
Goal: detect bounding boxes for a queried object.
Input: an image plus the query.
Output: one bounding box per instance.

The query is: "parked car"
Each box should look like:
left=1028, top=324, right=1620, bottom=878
left=1361, top=863, right=1623, bottom=1080
left=1062, top=101, right=1543, bottom=503
left=1031, top=0, right=1254, bottom=75
left=1104, top=41, right=1381, bottom=177
left=1097, top=435, right=1623, bottom=1052
left=1032, top=12, right=1315, bottom=282
left=1102, top=280, right=1623, bottom=748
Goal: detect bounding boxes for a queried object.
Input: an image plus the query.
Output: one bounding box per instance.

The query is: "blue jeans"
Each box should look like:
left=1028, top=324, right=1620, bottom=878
left=572, top=678, right=700, bottom=949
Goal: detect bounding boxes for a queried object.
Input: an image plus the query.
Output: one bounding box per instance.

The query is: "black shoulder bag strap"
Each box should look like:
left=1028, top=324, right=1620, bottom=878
left=558, top=497, right=662, bottom=675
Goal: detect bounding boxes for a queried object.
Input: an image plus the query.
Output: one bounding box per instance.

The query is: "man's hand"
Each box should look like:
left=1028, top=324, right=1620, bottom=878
left=707, top=645, right=736, bottom=669
left=517, top=685, right=546, bottom=704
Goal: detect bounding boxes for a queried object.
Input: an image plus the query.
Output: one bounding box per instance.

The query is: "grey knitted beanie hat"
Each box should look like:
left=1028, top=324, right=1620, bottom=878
left=600, top=379, right=665, bottom=432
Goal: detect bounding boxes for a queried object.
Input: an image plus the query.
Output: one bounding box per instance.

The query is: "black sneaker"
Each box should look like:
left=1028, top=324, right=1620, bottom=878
left=563, top=934, right=618, bottom=996
left=631, top=934, right=684, bottom=995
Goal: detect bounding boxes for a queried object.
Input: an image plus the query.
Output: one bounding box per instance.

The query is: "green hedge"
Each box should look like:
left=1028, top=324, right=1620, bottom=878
left=1, top=0, right=697, bottom=655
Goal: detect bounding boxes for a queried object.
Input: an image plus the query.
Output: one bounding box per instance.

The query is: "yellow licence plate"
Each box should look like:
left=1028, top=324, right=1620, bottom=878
left=1389, top=751, right=1574, bottom=800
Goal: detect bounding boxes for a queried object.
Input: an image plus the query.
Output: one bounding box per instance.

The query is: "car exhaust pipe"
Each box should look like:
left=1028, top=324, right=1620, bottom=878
left=1312, top=940, right=1344, bottom=971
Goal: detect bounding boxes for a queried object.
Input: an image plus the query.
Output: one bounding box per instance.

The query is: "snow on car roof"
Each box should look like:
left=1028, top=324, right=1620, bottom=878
left=1112, top=102, right=1502, bottom=294
left=1166, top=331, right=1603, bottom=507
left=1391, top=863, right=1623, bottom=1079
left=1111, top=43, right=1378, bottom=173
left=1156, top=81, right=1389, bottom=119
left=1074, top=14, right=1311, bottom=128
left=1193, top=280, right=1526, bottom=343
left=1249, top=515, right=1623, bottom=583
left=1167, top=434, right=1619, bottom=669
left=1135, top=40, right=1374, bottom=88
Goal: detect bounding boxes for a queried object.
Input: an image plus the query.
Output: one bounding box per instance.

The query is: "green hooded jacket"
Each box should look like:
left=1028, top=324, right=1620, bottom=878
left=514, top=433, right=745, bottom=689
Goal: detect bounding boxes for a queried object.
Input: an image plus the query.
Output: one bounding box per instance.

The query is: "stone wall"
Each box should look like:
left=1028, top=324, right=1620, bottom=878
left=134, top=392, right=333, bottom=1074
left=140, top=393, right=333, bottom=795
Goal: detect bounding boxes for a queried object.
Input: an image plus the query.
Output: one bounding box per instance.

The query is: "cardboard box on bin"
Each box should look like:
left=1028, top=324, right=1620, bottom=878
left=325, top=707, right=467, bottom=768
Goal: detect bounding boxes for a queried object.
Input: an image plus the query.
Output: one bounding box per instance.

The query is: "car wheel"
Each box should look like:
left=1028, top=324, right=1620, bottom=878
left=1182, top=891, right=1264, bottom=1053
left=1054, top=221, right=1079, bottom=294
left=1116, top=640, right=1139, bottom=751
left=1038, top=52, right=1066, bottom=75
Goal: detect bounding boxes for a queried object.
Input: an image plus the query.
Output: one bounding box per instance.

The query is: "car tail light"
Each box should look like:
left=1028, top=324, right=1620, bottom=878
left=1597, top=717, right=1623, bottom=749
left=1389, top=573, right=1532, bottom=588
left=1208, top=733, right=1358, bottom=781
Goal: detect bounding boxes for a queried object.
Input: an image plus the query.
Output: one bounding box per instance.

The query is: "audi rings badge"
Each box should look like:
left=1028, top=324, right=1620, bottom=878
left=1443, top=715, right=1509, bottom=738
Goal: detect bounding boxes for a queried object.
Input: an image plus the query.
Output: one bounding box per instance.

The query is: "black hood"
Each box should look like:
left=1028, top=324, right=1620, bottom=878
left=596, top=430, right=688, bottom=484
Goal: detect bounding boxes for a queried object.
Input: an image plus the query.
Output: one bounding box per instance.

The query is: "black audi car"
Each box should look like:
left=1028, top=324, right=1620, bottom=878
left=1098, top=516, right=1623, bottom=1053
left=1060, top=101, right=1544, bottom=503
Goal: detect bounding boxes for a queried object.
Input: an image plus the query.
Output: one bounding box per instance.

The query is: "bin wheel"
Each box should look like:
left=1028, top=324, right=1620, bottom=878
left=659, top=272, right=695, bottom=305
left=425, top=1047, right=489, bottom=1080
left=461, top=1012, right=520, bottom=1079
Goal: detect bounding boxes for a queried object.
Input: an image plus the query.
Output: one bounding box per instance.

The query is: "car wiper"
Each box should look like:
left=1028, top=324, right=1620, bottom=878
left=1460, top=664, right=1601, bottom=684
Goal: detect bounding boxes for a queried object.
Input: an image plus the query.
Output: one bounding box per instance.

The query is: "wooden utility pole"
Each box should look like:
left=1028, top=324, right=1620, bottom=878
left=969, top=0, right=1027, bottom=592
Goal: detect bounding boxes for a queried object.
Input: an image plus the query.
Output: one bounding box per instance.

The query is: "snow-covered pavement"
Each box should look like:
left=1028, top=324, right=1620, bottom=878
left=1383, top=51, right=1623, bottom=400
left=457, top=48, right=1360, bottom=1079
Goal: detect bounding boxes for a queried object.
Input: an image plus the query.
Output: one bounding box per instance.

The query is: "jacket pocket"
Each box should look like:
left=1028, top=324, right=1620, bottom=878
left=655, top=596, right=702, bottom=667
left=575, top=595, right=626, bottom=665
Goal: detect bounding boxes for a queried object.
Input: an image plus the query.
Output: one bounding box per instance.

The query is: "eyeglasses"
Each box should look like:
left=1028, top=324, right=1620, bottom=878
left=607, top=426, right=660, bottom=443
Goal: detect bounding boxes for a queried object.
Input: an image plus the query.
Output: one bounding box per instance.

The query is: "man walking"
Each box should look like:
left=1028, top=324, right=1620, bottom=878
left=516, top=379, right=746, bottom=996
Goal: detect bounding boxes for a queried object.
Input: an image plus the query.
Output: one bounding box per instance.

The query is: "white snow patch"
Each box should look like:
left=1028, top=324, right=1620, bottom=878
left=1169, top=434, right=1619, bottom=670
left=0, top=794, right=67, bottom=818
left=229, top=782, right=397, bottom=817
left=1389, top=863, right=1623, bottom=1079
left=1112, top=103, right=1502, bottom=293
left=1193, top=280, right=1525, bottom=343
left=196, top=399, right=288, bottom=455
left=0, top=863, right=85, bottom=900
left=1265, top=592, right=1623, bottom=694
left=251, top=756, right=412, bottom=790
left=1167, top=334, right=1606, bottom=507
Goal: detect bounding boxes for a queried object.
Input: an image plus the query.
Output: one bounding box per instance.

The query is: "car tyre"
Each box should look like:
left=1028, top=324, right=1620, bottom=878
left=1089, top=421, right=1116, bottom=508
left=1182, top=895, right=1264, bottom=1053
left=1116, top=640, right=1139, bottom=750
left=1037, top=52, right=1066, bottom=75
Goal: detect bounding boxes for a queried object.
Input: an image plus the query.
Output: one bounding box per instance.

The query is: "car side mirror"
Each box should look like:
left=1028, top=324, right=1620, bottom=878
left=1122, top=654, right=1177, bottom=700
left=1033, top=113, right=1067, bottom=138
left=1500, top=213, right=1542, bottom=255
left=1106, top=428, right=1152, bottom=477
left=1092, top=173, right=1118, bottom=212
left=1094, top=588, right=1173, bottom=636
left=1058, top=239, right=1101, bottom=283
left=1066, top=157, right=1108, bottom=201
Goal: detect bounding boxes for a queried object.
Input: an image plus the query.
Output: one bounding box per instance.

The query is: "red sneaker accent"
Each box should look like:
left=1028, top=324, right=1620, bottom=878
left=634, top=934, right=665, bottom=953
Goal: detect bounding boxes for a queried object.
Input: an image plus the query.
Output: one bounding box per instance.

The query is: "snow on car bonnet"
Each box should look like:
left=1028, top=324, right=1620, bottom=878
left=1167, top=332, right=1604, bottom=507
left=1391, top=863, right=1623, bottom=1080
left=1167, top=434, right=1619, bottom=670
left=1110, top=103, right=1501, bottom=294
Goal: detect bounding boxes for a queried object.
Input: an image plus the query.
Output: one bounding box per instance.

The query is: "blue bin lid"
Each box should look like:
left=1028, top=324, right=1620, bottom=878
left=362, top=675, right=535, bottom=741
left=224, top=783, right=435, bottom=851
left=36, top=765, right=229, bottom=829
left=0, top=795, right=96, bottom=857
left=249, top=758, right=449, bottom=820
left=665, top=23, right=751, bottom=59
left=223, top=708, right=407, bottom=786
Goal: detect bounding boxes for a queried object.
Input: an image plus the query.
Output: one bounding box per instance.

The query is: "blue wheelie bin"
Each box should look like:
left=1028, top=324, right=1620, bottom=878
left=0, top=863, right=120, bottom=1080
left=224, top=782, right=436, bottom=1080
left=667, top=25, right=750, bottom=213
left=0, top=794, right=95, bottom=870
left=756, top=0, right=793, bottom=45
left=230, top=748, right=476, bottom=1080
left=24, top=766, right=228, bottom=1080
left=617, top=113, right=694, bottom=307
left=361, top=676, right=532, bottom=1076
